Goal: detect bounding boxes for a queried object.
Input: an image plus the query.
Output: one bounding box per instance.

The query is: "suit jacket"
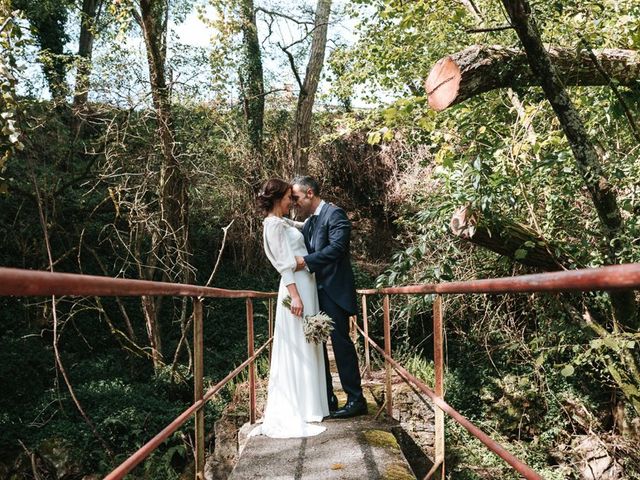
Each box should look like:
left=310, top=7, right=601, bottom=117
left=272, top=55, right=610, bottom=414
left=303, top=203, right=358, bottom=315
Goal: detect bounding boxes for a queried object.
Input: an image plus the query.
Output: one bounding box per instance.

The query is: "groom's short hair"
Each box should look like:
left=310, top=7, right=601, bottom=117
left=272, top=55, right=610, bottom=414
left=292, top=175, right=321, bottom=196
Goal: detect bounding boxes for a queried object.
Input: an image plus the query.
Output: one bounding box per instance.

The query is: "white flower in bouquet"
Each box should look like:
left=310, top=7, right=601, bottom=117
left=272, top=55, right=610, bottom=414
left=282, top=295, right=334, bottom=344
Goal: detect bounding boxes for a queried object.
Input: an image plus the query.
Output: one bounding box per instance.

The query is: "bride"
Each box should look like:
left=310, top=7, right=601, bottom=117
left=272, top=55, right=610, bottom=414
left=250, top=178, right=329, bottom=438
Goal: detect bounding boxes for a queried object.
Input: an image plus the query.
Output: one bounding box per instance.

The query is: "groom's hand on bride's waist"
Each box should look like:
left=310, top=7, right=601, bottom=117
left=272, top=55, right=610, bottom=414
left=295, top=256, right=306, bottom=271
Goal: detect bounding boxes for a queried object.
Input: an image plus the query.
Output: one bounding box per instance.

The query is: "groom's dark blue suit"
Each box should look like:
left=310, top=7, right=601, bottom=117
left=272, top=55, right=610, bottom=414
left=303, top=203, right=363, bottom=403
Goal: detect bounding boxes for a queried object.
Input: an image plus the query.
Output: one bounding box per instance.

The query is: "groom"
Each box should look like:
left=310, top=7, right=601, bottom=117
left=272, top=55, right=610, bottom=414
left=291, top=176, right=367, bottom=419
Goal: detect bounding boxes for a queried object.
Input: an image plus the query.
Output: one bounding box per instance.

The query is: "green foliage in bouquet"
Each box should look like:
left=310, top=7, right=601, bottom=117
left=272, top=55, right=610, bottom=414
left=282, top=295, right=334, bottom=344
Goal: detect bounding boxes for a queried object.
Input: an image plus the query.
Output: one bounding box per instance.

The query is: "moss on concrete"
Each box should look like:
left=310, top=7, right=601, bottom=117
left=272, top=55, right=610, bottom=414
left=363, top=429, right=400, bottom=450
left=383, top=461, right=415, bottom=480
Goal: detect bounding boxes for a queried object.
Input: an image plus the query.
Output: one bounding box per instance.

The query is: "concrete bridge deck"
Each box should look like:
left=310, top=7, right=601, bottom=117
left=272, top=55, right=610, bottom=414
left=231, top=407, right=415, bottom=479
left=228, top=343, right=423, bottom=479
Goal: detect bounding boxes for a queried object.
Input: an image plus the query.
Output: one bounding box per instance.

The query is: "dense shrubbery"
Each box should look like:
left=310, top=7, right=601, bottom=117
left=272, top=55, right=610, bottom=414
left=0, top=96, right=261, bottom=476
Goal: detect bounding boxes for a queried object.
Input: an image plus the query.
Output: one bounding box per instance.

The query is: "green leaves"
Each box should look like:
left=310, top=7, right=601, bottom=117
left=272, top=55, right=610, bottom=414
left=330, top=0, right=470, bottom=101
left=514, top=248, right=528, bottom=260
left=560, top=364, right=574, bottom=377
left=534, top=354, right=544, bottom=367
left=367, top=129, right=381, bottom=145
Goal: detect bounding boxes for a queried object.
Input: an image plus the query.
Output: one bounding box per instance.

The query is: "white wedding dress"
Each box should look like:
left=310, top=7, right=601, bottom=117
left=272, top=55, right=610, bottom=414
left=249, top=216, right=329, bottom=438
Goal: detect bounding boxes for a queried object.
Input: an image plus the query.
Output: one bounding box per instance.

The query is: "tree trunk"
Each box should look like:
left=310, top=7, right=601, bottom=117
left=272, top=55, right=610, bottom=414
left=452, top=0, right=640, bottom=419
left=73, top=0, right=102, bottom=109
left=292, top=0, right=332, bottom=175
left=239, top=0, right=264, bottom=155
left=136, top=0, right=190, bottom=370
left=133, top=227, right=165, bottom=370
left=1, top=4, right=23, bottom=171
left=450, top=206, right=564, bottom=271
left=138, top=0, right=189, bottom=271
left=501, top=0, right=637, bottom=327
left=425, top=44, right=640, bottom=111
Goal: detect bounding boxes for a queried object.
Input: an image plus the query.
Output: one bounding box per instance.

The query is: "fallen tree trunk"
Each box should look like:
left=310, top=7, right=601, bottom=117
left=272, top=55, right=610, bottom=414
left=425, top=44, right=640, bottom=111
left=450, top=206, right=564, bottom=271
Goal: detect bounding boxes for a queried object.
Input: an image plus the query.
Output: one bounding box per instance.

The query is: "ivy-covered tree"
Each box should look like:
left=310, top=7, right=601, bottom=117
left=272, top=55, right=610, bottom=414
left=12, top=0, right=73, bottom=101
left=0, top=2, right=25, bottom=183
left=238, top=0, right=264, bottom=154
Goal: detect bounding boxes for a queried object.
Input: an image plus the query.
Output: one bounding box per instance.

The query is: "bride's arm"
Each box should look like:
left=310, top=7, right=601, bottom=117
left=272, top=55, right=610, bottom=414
left=264, top=220, right=304, bottom=315
left=282, top=216, right=305, bottom=230
left=286, top=284, right=304, bottom=317
left=264, top=219, right=297, bottom=283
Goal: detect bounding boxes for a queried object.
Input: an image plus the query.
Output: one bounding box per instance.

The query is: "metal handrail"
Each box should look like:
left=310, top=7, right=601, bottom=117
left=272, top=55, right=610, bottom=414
left=2, top=262, right=638, bottom=298
left=354, top=261, right=640, bottom=480
left=353, top=320, right=542, bottom=480
left=356, top=262, right=640, bottom=295
left=0, top=266, right=277, bottom=480
left=0, top=267, right=277, bottom=298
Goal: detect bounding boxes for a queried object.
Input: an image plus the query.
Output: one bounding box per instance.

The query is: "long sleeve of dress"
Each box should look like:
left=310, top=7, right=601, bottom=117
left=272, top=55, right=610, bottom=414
left=282, top=217, right=305, bottom=230
left=263, top=218, right=297, bottom=286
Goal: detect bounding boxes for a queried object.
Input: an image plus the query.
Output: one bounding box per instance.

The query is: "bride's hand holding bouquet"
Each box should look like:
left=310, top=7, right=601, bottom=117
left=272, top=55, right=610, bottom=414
left=282, top=295, right=334, bottom=344
left=287, top=294, right=304, bottom=317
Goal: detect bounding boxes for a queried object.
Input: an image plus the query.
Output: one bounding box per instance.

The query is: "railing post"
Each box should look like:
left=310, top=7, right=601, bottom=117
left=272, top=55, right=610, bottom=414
left=383, top=294, right=392, bottom=417
left=433, top=294, right=445, bottom=479
left=362, top=294, right=370, bottom=376
left=193, top=298, right=205, bottom=480
left=246, top=298, right=256, bottom=424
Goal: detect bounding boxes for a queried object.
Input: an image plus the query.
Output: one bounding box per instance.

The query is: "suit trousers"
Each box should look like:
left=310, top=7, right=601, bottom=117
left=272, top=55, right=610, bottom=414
left=319, top=288, right=363, bottom=403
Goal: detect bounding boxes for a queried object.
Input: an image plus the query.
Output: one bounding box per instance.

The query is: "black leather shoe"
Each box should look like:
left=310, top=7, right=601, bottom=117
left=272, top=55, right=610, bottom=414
left=329, top=394, right=339, bottom=412
left=330, top=397, right=367, bottom=419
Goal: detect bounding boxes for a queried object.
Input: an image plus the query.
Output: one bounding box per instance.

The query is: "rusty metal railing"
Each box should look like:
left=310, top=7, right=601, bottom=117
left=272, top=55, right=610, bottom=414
left=2, top=263, right=639, bottom=479
left=0, top=267, right=277, bottom=480
left=354, top=262, right=640, bottom=480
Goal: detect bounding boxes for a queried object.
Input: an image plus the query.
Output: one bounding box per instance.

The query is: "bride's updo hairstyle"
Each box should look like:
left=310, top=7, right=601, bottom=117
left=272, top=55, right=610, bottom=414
left=257, top=178, right=291, bottom=214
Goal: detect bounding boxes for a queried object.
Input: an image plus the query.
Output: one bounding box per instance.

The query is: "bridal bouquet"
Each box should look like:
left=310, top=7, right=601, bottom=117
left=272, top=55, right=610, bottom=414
left=282, top=295, right=334, bottom=344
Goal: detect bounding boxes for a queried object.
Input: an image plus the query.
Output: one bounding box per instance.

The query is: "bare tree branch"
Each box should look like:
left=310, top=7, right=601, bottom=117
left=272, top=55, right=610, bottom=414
left=466, top=25, right=513, bottom=33
left=170, top=220, right=235, bottom=373
left=27, top=156, right=114, bottom=457
left=279, top=22, right=325, bottom=51
left=255, top=7, right=314, bottom=26
left=279, top=43, right=304, bottom=90
left=17, top=440, right=42, bottom=480
left=460, top=0, right=484, bottom=21
left=0, top=16, right=12, bottom=35
left=204, top=220, right=235, bottom=288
